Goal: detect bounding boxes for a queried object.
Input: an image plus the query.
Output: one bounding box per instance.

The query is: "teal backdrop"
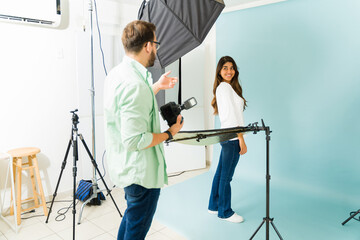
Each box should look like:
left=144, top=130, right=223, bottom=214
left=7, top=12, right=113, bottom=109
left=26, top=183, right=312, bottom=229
left=155, top=1, right=360, bottom=239
left=216, top=0, right=360, bottom=205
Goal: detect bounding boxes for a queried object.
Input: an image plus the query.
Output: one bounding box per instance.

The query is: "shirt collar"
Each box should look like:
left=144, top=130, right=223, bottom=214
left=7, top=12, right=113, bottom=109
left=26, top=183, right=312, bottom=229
left=123, top=55, right=149, bottom=81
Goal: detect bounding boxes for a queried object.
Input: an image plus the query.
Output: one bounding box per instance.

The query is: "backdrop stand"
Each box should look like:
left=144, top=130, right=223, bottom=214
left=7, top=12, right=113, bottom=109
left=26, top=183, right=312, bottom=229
left=167, top=120, right=284, bottom=239
left=249, top=120, right=283, bottom=240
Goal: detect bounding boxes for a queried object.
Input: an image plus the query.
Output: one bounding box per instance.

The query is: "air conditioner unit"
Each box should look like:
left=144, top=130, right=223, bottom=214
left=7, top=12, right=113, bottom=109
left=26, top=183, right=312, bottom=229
left=0, top=0, right=61, bottom=27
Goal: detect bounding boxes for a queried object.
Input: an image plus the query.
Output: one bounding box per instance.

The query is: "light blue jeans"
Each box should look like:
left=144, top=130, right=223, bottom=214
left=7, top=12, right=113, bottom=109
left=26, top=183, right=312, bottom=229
left=117, top=184, right=160, bottom=240
left=208, top=140, right=240, bottom=218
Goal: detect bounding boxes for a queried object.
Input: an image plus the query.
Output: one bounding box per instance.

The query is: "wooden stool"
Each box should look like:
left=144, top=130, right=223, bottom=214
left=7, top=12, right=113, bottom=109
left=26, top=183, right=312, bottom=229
left=7, top=147, right=48, bottom=225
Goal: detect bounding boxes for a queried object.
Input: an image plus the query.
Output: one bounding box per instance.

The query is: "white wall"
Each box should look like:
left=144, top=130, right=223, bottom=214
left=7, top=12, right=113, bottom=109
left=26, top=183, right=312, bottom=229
left=0, top=0, right=140, bottom=202
left=0, top=0, right=216, bottom=205
left=162, top=45, right=207, bottom=173
left=162, top=27, right=217, bottom=170
left=0, top=0, right=78, bottom=202
left=202, top=26, right=216, bottom=165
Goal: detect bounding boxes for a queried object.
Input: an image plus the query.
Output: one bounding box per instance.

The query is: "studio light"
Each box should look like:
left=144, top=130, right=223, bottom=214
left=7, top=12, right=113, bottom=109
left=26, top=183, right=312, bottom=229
left=160, top=97, right=197, bottom=126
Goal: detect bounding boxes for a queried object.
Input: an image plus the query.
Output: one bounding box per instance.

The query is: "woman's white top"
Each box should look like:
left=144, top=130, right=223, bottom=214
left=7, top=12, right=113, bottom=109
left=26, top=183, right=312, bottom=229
left=216, top=82, right=245, bottom=133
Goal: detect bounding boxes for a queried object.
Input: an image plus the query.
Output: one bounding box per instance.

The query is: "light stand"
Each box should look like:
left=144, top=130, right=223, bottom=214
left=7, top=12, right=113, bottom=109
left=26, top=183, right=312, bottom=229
left=76, top=0, right=104, bottom=224
left=250, top=120, right=283, bottom=240
left=45, top=110, right=122, bottom=240
left=342, top=209, right=360, bottom=225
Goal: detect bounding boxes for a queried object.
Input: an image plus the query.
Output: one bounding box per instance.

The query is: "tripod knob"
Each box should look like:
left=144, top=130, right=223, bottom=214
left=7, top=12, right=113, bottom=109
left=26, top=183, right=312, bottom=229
left=251, top=122, right=259, bottom=134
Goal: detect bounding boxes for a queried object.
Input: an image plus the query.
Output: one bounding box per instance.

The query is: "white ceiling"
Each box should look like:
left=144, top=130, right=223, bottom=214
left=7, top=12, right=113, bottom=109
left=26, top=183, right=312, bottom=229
left=225, top=0, right=261, bottom=7
left=116, top=0, right=285, bottom=12
left=223, top=0, right=285, bottom=12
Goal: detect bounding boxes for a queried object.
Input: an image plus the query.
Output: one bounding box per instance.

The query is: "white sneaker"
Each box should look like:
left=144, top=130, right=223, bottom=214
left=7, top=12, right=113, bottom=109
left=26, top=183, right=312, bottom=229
left=208, top=210, right=218, bottom=215
left=222, top=213, right=244, bottom=223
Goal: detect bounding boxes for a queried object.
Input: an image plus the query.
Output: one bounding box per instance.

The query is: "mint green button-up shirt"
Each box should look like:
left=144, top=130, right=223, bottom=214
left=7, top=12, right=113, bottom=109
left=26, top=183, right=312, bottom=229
left=104, top=56, right=167, bottom=189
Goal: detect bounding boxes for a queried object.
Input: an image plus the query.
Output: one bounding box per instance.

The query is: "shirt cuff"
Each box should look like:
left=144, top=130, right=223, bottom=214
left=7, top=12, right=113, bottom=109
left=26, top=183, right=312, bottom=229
left=137, top=132, right=153, bottom=150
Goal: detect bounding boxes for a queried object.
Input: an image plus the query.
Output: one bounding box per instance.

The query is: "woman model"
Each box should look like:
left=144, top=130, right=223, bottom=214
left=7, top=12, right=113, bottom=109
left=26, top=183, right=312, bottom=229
left=208, top=56, right=248, bottom=223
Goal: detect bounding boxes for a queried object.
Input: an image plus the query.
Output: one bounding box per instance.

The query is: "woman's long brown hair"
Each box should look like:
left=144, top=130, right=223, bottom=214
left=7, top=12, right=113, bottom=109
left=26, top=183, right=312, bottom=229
left=211, top=56, right=247, bottom=115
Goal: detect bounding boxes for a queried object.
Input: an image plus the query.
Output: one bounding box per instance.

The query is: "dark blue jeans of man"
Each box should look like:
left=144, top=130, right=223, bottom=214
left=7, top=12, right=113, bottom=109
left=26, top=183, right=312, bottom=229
left=117, top=184, right=160, bottom=240
left=208, top=140, right=240, bottom=218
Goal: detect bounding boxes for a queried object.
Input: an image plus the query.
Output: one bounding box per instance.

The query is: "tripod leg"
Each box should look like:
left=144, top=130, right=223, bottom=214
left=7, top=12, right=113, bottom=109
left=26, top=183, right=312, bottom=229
left=250, top=218, right=266, bottom=240
left=45, top=138, right=72, bottom=224
left=79, top=134, right=123, bottom=217
left=270, top=220, right=284, bottom=240
left=342, top=209, right=360, bottom=225
left=72, top=133, right=80, bottom=240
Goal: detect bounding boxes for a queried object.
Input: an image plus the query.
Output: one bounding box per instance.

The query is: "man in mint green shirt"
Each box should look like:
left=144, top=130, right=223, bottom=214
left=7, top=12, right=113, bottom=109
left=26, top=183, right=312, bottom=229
left=104, top=20, right=183, bottom=240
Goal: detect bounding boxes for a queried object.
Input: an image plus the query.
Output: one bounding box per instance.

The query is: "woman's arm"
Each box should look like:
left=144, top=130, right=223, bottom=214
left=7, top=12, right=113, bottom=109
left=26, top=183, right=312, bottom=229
left=238, top=133, right=247, bottom=155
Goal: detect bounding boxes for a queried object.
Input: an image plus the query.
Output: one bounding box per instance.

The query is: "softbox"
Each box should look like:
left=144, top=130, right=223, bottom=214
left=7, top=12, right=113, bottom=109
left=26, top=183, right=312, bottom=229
left=138, top=0, right=225, bottom=69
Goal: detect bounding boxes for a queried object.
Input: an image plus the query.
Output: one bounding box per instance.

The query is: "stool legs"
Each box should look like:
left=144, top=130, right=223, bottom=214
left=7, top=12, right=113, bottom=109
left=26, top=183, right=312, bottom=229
left=8, top=155, right=48, bottom=226
left=28, top=155, right=40, bottom=208
left=0, top=153, right=19, bottom=233
left=15, top=158, right=22, bottom=226
left=10, top=161, right=16, bottom=216
left=31, top=155, right=48, bottom=216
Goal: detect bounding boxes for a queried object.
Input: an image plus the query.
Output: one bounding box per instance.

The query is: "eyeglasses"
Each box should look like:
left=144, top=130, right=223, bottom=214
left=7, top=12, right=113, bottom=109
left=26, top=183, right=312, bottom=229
left=150, top=41, right=161, bottom=50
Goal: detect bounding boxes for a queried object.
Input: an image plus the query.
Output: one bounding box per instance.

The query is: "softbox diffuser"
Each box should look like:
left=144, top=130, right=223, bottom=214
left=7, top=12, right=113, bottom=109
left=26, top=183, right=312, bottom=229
left=138, top=0, right=225, bottom=69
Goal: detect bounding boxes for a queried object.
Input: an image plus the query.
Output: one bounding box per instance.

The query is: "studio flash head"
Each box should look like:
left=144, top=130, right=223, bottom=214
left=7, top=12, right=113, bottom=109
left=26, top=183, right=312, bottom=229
left=160, top=97, right=197, bottom=126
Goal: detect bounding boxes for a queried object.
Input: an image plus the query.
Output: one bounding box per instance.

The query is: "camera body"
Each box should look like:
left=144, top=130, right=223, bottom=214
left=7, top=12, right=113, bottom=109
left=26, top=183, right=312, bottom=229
left=160, top=102, right=181, bottom=127
left=160, top=97, right=197, bottom=127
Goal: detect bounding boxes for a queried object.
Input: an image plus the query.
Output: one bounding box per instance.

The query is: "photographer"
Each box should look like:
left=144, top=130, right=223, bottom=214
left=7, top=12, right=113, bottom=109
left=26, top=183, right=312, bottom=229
left=104, top=20, right=183, bottom=240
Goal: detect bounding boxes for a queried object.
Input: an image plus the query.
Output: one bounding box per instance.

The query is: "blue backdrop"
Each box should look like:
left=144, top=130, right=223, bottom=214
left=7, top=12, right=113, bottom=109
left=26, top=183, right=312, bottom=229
left=217, top=0, right=360, bottom=205
left=155, top=1, right=360, bottom=239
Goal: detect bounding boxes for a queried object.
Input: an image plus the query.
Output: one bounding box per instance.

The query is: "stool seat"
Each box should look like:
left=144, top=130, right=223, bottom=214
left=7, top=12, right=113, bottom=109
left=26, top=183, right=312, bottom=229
left=7, top=147, right=40, bottom=158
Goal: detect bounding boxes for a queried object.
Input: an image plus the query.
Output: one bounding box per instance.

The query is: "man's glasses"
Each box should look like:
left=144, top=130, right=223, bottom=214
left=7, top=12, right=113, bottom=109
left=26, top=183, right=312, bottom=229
left=150, top=41, right=161, bottom=50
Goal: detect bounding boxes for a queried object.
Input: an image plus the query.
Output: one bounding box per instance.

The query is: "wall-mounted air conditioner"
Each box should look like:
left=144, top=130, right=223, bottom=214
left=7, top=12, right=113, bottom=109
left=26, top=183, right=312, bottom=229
left=0, top=0, right=61, bottom=27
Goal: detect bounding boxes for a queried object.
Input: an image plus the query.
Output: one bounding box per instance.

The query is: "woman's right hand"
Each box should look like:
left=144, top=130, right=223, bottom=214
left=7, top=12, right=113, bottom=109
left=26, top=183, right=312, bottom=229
left=239, top=140, right=247, bottom=155
left=238, top=134, right=247, bottom=155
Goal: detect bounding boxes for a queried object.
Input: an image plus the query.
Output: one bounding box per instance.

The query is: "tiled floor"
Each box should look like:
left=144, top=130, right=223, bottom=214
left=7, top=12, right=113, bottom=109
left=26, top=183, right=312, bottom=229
left=0, top=165, right=210, bottom=240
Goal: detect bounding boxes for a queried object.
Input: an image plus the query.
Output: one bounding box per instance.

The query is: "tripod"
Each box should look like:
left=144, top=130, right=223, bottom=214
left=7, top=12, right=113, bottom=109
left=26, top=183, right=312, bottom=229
left=249, top=120, right=283, bottom=240
left=342, top=209, right=360, bottom=225
left=45, top=109, right=122, bottom=240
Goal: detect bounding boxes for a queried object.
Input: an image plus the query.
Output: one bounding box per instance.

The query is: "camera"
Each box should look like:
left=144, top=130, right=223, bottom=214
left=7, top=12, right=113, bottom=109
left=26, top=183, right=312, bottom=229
left=160, top=97, right=197, bottom=126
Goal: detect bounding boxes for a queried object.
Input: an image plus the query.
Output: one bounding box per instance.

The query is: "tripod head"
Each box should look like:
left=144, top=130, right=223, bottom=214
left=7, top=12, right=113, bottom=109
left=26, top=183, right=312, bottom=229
left=71, top=109, right=79, bottom=130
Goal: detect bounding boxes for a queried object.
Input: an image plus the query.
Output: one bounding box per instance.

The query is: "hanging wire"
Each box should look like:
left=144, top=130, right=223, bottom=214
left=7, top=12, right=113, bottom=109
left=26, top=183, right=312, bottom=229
left=93, top=0, right=108, bottom=181
left=93, top=0, right=108, bottom=76
left=97, top=150, right=107, bottom=181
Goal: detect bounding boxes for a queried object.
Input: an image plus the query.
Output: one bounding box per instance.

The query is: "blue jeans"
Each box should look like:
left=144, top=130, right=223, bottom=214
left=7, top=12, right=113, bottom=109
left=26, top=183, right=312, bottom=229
left=208, top=140, right=240, bottom=218
left=117, top=184, right=160, bottom=240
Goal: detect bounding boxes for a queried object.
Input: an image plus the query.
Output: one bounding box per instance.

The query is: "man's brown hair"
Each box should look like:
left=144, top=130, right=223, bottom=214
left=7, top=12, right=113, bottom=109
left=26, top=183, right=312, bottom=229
left=122, top=20, right=156, bottom=53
